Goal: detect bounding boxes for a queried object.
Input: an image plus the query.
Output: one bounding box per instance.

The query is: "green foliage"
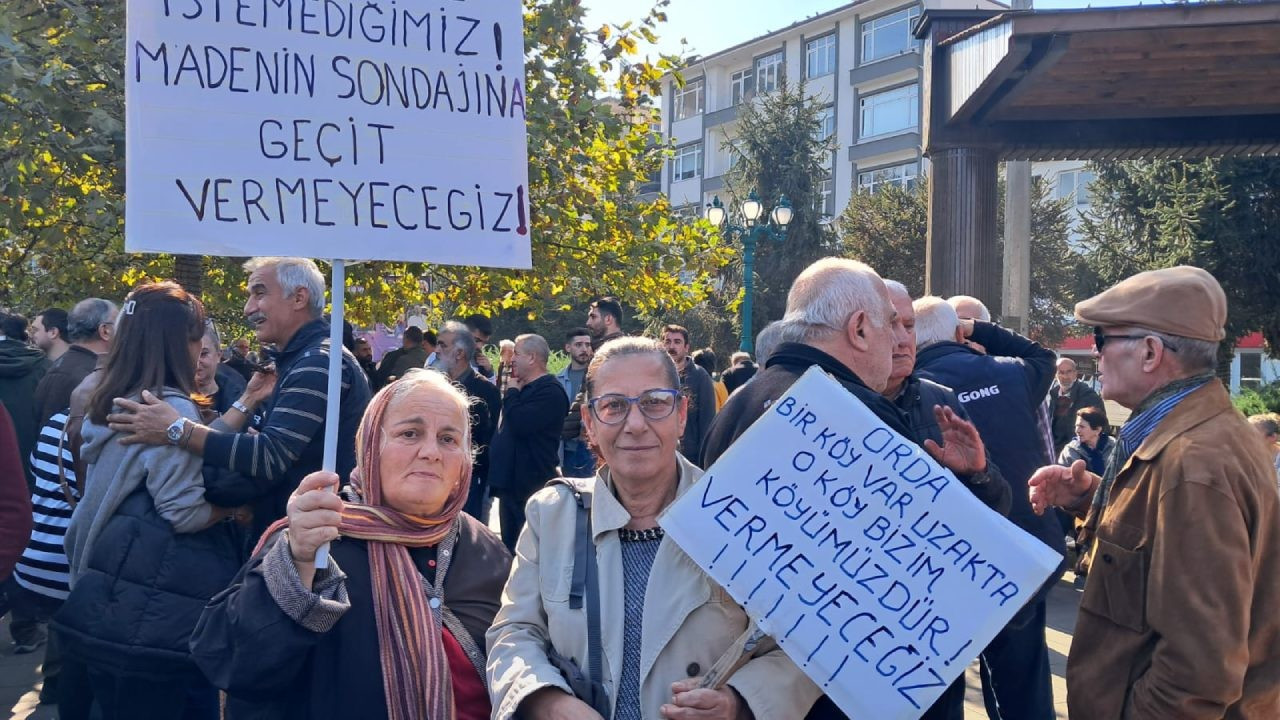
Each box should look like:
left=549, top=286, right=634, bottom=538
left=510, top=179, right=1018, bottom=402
left=1233, top=380, right=1280, bottom=416
left=1079, top=158, right=1280, bottom=349
left=725, top=80, right=840, bottom=343
left=836, top=174, right=1079, bottom=344
left=655, top=79, right=838, bottom=354
left=0, top=0, right=731, bottom=329
left=836, top=179, right=928, bottom=295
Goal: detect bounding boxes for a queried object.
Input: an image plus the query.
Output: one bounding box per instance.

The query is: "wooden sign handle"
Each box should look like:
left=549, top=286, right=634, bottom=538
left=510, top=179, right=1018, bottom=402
left=698, top=625, right=767, bottom=690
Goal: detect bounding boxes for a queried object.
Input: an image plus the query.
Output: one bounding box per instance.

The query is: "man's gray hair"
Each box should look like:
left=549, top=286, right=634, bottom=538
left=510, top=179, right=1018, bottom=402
left=204, top=319, right=222, bottom=348
left=913, top=296, right=960, bottom=349
left=441, top=320, right=475, bottom=356
left=777, top=258, right=889, bottom=343
left=883, top=279, right=910, bottom=300
left=67, top=298, right=118, bottom=342
left=1141, top=328, right=1219, bottom=374
left=515, top=333, right=550, bottom=364
left=755, top=319, right=808, bottom=366
left=948, top=295, right=991, bottom=322
left=243, top=257, right=326, bottom=316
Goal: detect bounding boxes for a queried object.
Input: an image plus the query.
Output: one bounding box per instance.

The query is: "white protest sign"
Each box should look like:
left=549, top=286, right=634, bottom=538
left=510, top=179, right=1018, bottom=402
left=126, top=0, right=531, bottom=267
left=661, top=367, right=1061, bottom=720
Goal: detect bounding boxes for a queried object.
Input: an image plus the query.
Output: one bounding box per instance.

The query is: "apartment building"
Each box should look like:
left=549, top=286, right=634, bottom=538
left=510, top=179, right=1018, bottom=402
left=658, top=0, right=1004, bottom=221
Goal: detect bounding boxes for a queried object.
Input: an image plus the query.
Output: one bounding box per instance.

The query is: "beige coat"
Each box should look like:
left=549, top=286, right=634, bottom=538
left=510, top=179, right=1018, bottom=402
left=1070, top=381, right=1280, bottom=719
left=486, top=456, right=821, bottom=720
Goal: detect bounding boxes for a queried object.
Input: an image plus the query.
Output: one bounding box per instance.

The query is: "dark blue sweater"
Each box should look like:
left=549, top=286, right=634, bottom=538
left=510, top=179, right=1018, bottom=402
left=914, top=322, right=1063, bottom=556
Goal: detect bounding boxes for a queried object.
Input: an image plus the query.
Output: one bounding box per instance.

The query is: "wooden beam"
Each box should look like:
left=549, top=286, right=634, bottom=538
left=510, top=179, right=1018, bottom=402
left=974, top=34, right=1071, bottom=122
left=948, top=35, right=1034, bottom=124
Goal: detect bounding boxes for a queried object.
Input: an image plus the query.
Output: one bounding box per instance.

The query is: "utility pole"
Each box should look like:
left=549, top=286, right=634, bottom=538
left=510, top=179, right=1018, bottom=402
left=1002, top=0, right=1032, bottom=334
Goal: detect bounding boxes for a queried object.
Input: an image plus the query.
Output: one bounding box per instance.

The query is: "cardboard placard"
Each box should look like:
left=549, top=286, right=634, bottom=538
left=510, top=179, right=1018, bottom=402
left=661, top=367, right=1061, bottom=719
left=126, top=0, right=531, bottom=267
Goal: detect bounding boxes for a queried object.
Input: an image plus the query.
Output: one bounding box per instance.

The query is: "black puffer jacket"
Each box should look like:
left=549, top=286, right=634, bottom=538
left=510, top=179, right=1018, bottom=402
left=54, top=485, right=247, bottom=677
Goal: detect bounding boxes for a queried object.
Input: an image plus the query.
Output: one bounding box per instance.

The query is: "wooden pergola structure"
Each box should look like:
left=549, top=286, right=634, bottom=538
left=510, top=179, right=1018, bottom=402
left=917, top=1, right=1280, bottom=307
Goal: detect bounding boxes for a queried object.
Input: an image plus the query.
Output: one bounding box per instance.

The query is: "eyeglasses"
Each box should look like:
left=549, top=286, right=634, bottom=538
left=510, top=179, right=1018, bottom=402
left=588, top=389, right=681, bottom=425
left=1093, top=327, right=1178, bottom=353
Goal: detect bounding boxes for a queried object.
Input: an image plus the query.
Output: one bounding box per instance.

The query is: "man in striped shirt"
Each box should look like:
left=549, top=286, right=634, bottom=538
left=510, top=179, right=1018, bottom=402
left=107, top=257, right=371, bottom=539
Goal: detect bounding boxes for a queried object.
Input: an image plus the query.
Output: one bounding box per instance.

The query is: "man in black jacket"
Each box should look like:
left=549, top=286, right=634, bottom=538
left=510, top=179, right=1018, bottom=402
left=433, top=321, right=501, bottom=523
left=700, top=259, right=1000, bottom=720
left=1050, top=357, right=1106, bottom=453
left=487, top=333, right=569, bottom=551
left=33, top=299, right=116, bottom=431
left=880, top=280, right=1011, bottom=720
left=913, top=296, right=1062, bottom=720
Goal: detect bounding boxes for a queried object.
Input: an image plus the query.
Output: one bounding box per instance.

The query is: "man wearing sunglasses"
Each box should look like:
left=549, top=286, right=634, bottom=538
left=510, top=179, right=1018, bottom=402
left=1029, top=266, right=1280, bottom=719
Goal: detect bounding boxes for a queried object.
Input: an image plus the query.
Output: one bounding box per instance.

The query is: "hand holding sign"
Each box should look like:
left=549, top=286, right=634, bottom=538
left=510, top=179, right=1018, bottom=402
left=660, top=368, right=1061, bottom=720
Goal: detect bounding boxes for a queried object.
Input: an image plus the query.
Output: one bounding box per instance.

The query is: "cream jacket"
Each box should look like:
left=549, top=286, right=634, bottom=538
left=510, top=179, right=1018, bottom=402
left=486, top=456, right=821, bottom=720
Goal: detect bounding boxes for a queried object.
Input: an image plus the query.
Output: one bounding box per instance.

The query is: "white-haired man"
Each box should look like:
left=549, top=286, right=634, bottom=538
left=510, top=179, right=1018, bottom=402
left=433, top=320, right=501, bottom=522
left=701, top=259, right=999, bottom=720
left=914, top=295, right=1061, bottom=720
left=105, top=257, right=372, bottom=539
left=1030, top=267, right=1279, bottom=719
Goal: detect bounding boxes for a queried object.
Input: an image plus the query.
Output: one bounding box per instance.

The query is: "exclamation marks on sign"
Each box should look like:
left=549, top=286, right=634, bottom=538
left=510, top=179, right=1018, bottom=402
left=493, top=23, right=503, bottom=71
left=516, top=184, right=528, bottom=235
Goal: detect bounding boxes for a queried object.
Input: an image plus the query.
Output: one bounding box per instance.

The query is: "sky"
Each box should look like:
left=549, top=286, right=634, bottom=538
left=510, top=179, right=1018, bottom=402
left=584, top=0, right=1149, bottom=60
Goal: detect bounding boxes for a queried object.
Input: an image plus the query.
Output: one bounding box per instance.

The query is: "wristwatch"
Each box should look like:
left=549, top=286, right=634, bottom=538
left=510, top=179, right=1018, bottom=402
left=232, top=400, right=250, bottom=415
left=166, top=417, right=189, bottom=445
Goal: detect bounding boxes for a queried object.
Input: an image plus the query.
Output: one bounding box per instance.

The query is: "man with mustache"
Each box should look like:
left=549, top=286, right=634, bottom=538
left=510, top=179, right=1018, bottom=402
left=103, top=257, right=372, bottom=539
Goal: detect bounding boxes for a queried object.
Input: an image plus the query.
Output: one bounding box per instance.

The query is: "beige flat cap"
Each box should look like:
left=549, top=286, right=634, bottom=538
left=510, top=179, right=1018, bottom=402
left=1075, top=266, right=1226, bottom=342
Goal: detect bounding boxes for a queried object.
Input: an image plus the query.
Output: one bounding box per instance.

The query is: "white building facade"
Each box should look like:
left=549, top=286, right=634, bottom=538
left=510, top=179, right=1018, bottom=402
left=658, top=0, right=1004, bottom=221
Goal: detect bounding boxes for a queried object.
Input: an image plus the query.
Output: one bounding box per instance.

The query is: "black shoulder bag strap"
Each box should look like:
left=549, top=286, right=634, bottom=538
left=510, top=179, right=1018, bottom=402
left=550, top=478, right=610, bottom=717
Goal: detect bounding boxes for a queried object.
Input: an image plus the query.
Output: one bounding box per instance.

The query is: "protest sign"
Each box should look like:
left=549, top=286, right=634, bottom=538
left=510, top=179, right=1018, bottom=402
left=125, top=0, right=531, bottom=267
left=660, top=367, right=1061, bottom=720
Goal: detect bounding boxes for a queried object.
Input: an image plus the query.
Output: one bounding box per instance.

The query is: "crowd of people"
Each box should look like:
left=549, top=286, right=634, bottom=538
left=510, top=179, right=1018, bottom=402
left=0, top=254, right=1277, bottom=719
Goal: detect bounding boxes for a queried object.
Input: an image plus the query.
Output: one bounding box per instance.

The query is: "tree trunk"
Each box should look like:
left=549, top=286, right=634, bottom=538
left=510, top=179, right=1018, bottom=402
left=173, top=255, right=204, bottom=298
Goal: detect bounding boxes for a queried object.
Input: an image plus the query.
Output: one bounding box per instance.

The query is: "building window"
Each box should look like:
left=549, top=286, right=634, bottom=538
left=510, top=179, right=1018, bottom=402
left=815, top=176, right=836, bottom=217
left=806, top=34, right=837, bottom=78
left=672, top=77, right=704, bottom=121
left=731, top=68, right=755, bottom=105
left=671, top=142, right=703, bottom=182
left=755, top=51, right=784, bottom=94
left=1056, top=169, right=1096, bottom=207
left=857, top=161, right=919, bottom=193
left=813, top=106, right=837, bottom=142
left=861, top=6, right=922, bottom=64
left=859, top=84, right=919, bottom=139
left=1240, top=351, right=1263, bottom=390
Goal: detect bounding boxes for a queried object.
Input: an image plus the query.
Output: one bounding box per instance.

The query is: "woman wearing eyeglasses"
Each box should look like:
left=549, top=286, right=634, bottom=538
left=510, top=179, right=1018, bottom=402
left=487, top=338, right=819, bottom=720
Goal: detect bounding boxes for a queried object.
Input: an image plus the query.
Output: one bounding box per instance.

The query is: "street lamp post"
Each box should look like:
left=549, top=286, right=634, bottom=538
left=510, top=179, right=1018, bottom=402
left=706, top=190, right=793, bottom=353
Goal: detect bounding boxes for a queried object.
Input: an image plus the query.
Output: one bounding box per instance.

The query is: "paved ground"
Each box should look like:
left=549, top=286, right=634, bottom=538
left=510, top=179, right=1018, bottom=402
left=0, top=572, right=1081, bottom=719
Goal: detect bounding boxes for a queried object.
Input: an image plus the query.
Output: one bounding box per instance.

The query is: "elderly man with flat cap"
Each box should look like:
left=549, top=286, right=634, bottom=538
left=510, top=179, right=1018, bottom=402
left=1029, top=266, right=1280, bottom=719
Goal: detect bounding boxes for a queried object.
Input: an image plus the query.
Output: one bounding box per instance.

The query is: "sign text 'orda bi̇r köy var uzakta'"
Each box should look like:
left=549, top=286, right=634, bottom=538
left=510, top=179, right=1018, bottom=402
left=662, top=368, right=1061, bottom=720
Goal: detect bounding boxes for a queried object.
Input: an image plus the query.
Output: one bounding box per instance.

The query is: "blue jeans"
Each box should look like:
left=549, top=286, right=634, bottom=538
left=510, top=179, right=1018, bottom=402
left=562, top=441, right=595, bottom=478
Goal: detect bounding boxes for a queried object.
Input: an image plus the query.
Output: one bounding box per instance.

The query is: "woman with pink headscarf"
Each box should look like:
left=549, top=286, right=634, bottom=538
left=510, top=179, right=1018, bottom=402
left=191, top=370, right=511, bottom=719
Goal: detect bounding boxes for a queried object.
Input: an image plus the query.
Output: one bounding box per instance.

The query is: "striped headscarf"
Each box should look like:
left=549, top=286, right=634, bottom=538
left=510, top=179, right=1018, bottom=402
left=259, top=371, right=473, bottom=720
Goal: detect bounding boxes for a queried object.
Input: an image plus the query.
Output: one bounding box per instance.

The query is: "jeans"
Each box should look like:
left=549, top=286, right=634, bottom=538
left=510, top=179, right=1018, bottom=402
left=462, top=478, right=491, bottom=525
left=562, top=441, right=596, bottom=479
left=979, top=598, right=1055, bottom=720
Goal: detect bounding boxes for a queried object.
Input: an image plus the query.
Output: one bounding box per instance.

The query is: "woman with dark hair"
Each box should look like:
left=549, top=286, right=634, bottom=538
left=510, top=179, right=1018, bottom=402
left=56, top=282, right=253, bottom=719
left=1057, top=406, right=1115, bottom=477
